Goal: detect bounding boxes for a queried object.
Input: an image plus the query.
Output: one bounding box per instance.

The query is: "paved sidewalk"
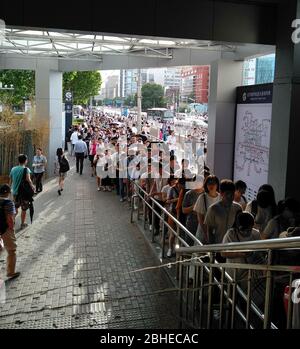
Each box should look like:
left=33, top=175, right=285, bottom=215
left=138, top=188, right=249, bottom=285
left=0, top=158, right=178, bottom=329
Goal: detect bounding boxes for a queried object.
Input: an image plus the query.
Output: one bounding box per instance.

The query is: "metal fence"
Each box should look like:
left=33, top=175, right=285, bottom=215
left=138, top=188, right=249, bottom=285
left=130, top=181, right=300, bottom=329
left=130, top=181, right=202, bottom=258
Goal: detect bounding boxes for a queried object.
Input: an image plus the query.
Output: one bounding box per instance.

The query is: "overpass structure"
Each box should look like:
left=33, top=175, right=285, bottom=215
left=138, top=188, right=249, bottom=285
left=1, top=0, right=299, bottom=201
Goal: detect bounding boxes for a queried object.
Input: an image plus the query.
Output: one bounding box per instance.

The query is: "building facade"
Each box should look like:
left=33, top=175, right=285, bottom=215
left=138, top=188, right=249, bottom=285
left=243, top=54, right=275, bottom=86
left=104, top=75, right=120, bottom=99
left=180, top=66, right=209, bottom=103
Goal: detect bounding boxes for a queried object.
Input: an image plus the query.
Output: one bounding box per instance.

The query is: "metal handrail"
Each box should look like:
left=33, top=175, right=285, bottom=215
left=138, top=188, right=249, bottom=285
left=129, top=180, right=300, bottom=329
left=132, top=181, right=202, bottom=246
left=177, top=236, right=300, bottom=255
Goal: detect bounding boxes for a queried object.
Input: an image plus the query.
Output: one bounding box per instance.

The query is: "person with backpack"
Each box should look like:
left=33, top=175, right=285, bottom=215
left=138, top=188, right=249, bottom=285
left=204, top=179, right=242, bottom=246
left=194, top=175, right=220, bottom=244
left=54, top=148, right=70, bottom=196
left=165, top=179, right=185, bottom=257
left=0, top=184, right=20, bottom=279
left=9, top=154, right=35, bottom=230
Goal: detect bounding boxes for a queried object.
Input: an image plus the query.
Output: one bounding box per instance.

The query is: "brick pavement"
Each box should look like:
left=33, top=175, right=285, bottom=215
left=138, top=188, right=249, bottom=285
left=0, top=158, right=178, bottom=329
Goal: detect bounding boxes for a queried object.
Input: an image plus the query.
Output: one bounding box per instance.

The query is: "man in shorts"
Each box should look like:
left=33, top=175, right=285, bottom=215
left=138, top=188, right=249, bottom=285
left=9, top=154, right=35, bottom=230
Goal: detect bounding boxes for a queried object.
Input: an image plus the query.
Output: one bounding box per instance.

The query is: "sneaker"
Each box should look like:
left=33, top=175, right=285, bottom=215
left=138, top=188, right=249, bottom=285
left=7, top=272, right=21, bottom=280
left=58, top=189, right=61, bottom=196
left=20, top=223, right=28, bottom=230
left=167, top=248, right=172, bottom=258
left=97, top=187, right=101, bottom=191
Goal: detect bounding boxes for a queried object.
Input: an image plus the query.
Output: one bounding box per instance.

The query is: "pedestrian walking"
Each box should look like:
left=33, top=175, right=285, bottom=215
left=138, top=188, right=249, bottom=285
left=9, top=154, right=35, bottom=230
left=32, top=147, right=47, bottom=193
left=54, top=148, right=70, bottom=196
left=0, top=184, right=20, bottom=279
left=70, top=127, right=79, bottom=156
left=74, top=135, right=88, bottom=175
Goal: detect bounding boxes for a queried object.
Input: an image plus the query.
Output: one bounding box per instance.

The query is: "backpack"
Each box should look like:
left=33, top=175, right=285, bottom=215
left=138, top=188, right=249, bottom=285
left=59, top=156, right=70, bottom=173
left=0, top=200, right=8, bottom=235
left=18, top=168, right=34, bottom=201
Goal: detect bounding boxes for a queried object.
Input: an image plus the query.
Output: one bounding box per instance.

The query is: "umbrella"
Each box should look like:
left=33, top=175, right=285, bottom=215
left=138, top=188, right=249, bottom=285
left=29, top=200, right=34, bottom=223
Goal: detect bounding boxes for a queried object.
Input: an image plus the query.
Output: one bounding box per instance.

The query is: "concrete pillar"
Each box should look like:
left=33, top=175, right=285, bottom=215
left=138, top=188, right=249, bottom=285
left=207, top=59, right=243, bottom=180
left=35, top=61, right=63, bottom=175
left=268, top=0, right=300, bottom=200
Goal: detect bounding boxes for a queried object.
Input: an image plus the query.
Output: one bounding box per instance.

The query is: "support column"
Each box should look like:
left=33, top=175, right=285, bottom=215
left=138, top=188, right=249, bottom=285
left=35, top=61, right=63, bottom=176
left=268, top=0, right=300, bottom=200
left=207, top=59, right=243, bottom=180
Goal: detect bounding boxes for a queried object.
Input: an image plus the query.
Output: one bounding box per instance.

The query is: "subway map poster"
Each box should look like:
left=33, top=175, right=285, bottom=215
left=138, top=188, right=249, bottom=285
left=234, top=84, right=273, bottom=201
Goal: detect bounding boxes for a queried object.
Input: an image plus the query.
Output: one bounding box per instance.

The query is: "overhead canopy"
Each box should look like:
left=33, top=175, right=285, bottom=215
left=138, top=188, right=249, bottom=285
left=0, top=27, right=268, bottom=62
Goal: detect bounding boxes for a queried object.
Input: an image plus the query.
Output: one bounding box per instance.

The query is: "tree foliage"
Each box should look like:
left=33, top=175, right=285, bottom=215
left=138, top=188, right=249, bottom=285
left=0, top=69, right=102, bottom=108
left=63, top=71, right=102, bottom=105
left=141, top=83, right=166, bottom=110
left=0, top=70, right=35, bottom=107
left=124, top=94, right=137, bottom=107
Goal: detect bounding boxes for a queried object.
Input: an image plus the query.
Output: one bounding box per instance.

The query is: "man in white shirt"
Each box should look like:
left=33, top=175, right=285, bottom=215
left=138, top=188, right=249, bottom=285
left=131, top=123, right=138, bottom=134
left=166, top=131, right=177, bottom=156
left=70, top=129, right=79, bottom=156
left=74, top=135, right=88, bottom=175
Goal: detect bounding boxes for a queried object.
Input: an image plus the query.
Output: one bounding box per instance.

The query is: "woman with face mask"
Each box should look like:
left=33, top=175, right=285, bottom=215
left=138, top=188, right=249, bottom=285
left=222, top=211, right=265, bottom=313
left=222, top=212, right=261, bottom=266
left=261, top=198, right=300, bottom=240
left=245, top=184, right=277, bottom=233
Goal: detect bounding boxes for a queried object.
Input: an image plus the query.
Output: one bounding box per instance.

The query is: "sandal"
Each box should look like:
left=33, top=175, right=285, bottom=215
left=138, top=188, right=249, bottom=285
left=7, top=272, right=21, bottom=280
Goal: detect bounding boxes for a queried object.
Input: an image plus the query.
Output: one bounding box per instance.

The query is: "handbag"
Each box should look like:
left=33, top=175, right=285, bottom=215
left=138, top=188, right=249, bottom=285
left=18, top=168, right=34, bottom=201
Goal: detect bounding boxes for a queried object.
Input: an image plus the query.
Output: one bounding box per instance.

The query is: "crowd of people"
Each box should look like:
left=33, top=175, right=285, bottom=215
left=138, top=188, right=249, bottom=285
left=0, top=109, right=299, bottom=327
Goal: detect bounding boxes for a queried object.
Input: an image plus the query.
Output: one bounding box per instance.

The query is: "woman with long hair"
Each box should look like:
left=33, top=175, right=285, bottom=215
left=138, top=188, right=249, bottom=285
left=245, top=184, right=277, bottom=233
left=194, top=174, right=221, bottom=244
left=54, top=148, right=69, bottom=196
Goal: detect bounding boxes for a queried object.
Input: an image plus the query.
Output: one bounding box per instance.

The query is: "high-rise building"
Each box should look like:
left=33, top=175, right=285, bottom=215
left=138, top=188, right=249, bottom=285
left=164, top=67, right=181, bottom=88
left=255, top=54, right=275, bottom=84
left=121, top=68, right=165, bottom=98
left=243, top=54, right=275, bottom=85
left=105, top=75, right=119, bottom=99
left=243, top=58, right=256, bottom=85
left=180, top=66, right=209, bottom=103
left=121, top=69, right=137, bottom=98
